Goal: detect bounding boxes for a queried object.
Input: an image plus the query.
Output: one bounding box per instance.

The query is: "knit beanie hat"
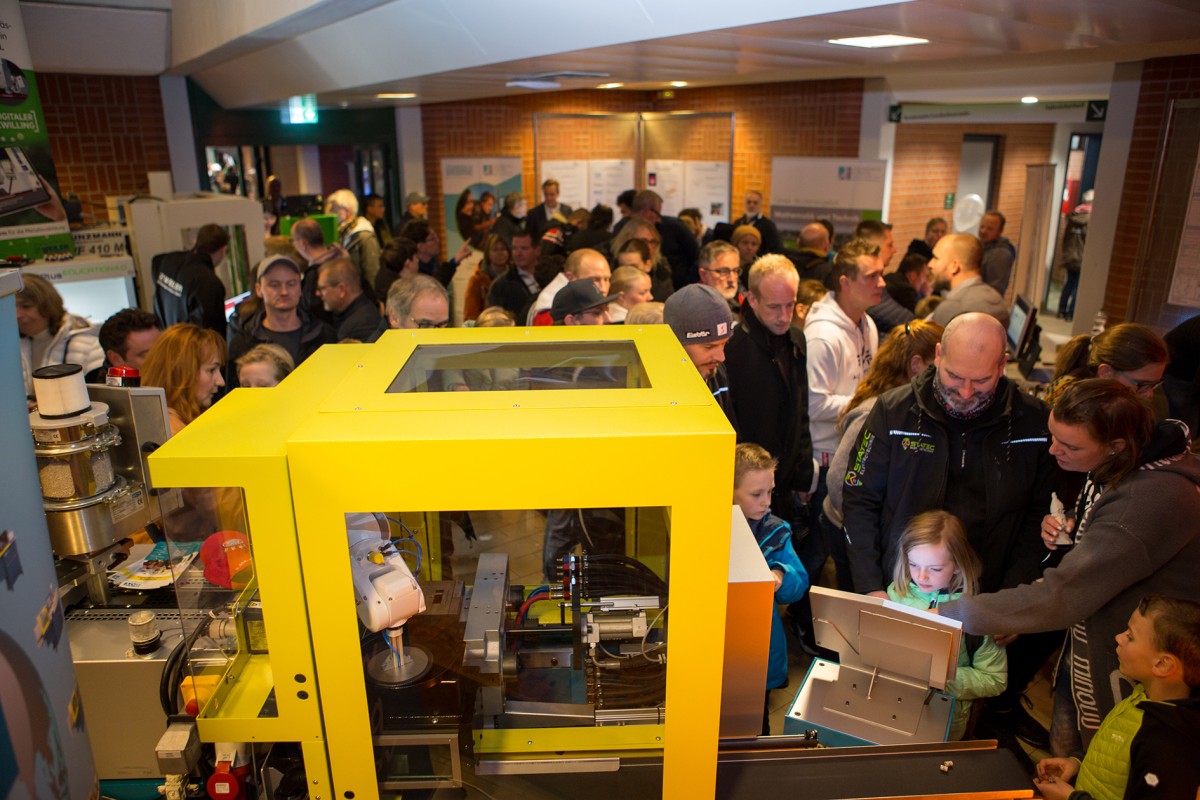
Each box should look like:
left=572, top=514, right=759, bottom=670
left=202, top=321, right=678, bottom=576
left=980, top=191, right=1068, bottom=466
left=663, top=284, right=733, bottom=344
left=731, top=225, right=762, bottom=246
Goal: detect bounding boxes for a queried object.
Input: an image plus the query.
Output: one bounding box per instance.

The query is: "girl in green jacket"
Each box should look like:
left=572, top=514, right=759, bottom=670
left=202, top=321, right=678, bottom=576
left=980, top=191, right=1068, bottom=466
left=887, top=510, right=1008, bottom=740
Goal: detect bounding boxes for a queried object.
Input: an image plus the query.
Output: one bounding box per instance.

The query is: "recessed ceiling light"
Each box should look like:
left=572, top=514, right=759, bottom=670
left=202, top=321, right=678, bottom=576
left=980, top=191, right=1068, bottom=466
left=597, top=83, right=624, bottom=90
left=376, top=93, right=417, bottom=99
left=827, top=34, right=929, bottom=49
left=506, top=80, right=560, bottom=90
left=670, top=81, right=688, bottom=88
left=1021, top=96, right=1039, bottom=104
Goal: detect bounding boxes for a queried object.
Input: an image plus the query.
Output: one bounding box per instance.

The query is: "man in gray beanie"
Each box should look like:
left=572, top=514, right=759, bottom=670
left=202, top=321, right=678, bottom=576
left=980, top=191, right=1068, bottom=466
left=663, top=283, right=736, bottom=426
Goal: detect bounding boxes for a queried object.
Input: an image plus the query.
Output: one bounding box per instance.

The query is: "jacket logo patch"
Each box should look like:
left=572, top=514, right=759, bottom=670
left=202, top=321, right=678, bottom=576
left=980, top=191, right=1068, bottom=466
left=846, top=431, right=875, bottom=487
left=901, top=437, right=935, bottom=454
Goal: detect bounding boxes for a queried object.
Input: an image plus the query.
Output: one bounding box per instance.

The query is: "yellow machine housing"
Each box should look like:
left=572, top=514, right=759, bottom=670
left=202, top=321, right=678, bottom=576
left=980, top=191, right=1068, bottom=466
left=149, top=326, right=736, bottom=798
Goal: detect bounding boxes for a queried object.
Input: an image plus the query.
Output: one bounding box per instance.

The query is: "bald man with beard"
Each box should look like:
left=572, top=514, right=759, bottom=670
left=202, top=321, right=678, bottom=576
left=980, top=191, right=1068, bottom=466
left=841, top=312, right=1060, bottom=760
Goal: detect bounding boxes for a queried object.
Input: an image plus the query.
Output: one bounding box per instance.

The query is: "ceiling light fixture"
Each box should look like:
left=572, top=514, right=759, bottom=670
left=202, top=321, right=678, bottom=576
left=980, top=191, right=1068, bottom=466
left=827, top=34, right=929, bottom=49
left=670, top=81, right=688, bottom=88
left=1021, top=96, right=1039, bottom=104
left=376, top=93, right=417, bottom=99
left=597, top=82, right=624, bottom=89
left=506, top=80, right=560, bottom=90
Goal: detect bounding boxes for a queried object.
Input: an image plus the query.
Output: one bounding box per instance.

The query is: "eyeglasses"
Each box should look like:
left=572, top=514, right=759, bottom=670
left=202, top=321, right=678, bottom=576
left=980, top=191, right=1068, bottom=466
left=702, top=267, right=738, bottom=278
left=1116, top=370, right=1163, bottom=394
left=410, top=318, right=449, bottom=329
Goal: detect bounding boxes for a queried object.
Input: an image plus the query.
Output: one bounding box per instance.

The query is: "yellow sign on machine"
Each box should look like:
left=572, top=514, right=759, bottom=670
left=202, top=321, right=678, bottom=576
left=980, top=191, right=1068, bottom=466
left=149, top=325, right=735, bottom=798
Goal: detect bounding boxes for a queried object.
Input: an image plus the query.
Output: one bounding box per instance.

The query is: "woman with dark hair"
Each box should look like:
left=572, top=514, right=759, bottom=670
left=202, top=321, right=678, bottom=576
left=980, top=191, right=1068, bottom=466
left=566, top=204, right=615, bottom=253
left=17, top=274, right=103, bottom=400
left=1043, top=322, right=1168, bottom=405
left=938, top=379, right=1200, bottom=756
left=464, top=234, right=511, bottom=322
left=454, top=189, right=475, bottom=243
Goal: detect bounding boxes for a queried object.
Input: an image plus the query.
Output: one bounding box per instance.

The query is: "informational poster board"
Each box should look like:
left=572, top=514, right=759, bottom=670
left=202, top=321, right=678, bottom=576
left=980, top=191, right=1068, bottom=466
left=684, top=161, right=732, bottom=224
left=0, top=0, right=74, bottom=259
left=439, top=157, right=523, bottom=254
left=645, top=159, right=686, bottom=217
left=540, top=160, right=589, bottom=213
left=1168, top=144, right=1200, bottom=308
left=589, top=159, right=635, bottom=210
left=771, top=158, right=887, bottom=245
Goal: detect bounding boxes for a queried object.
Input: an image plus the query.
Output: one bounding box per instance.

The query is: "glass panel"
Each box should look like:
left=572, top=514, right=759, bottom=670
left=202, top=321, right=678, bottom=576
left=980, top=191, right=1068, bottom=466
left=160, top=486, right=274, bottom=719
left=347, top=506, right=669, bottom=787
left=387, top=342, right=649, bottom=393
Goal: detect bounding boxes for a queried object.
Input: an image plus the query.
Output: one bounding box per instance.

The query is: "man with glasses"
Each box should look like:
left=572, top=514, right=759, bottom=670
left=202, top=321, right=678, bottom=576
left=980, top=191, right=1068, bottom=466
left=316, top=258, right=380, bottom=342
left=631, top=189, right=700, bottom=289
left=226, top=255, right=336, bottom=386
left=725, top=255, right=813, bottom=535
left=697, top=240, right=744, bottom=312
left=385, top=274, right=451, bottom=331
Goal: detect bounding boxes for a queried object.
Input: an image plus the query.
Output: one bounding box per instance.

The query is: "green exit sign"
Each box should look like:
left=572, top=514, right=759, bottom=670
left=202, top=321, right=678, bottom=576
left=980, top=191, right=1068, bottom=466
left=285, top=94, right=318, bottom=125
left=944, top=192, right=955, bottom=210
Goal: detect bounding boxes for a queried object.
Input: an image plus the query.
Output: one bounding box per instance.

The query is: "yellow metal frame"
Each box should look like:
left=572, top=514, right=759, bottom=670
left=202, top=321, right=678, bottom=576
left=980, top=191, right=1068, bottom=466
left=149, top=325, right=734, bottom=799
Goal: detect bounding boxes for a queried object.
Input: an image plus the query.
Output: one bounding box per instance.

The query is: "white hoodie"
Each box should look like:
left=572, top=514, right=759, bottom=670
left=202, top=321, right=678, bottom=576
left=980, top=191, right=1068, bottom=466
left=803, top=292, right=879, bottom=455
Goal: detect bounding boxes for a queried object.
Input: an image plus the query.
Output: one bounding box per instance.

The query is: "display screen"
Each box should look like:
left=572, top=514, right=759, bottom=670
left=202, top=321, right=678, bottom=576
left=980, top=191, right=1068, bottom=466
left=1007, top=296, right=1032, bottom=355
left=387, top=341, right=650, bottom=393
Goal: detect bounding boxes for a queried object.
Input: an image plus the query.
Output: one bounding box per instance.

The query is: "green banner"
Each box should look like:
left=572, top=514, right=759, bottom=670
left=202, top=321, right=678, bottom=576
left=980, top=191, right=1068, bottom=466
left=0, top=0, right=74, bottom=260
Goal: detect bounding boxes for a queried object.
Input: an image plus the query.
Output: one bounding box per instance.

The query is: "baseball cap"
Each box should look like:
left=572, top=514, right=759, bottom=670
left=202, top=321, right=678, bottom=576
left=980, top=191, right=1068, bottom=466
left=404, top=192, right=429, bottom=206
left=256, top=254, right=302, bottom=281
left=550, top=279, right=617, bottom=322
left=663, top=284, right=733, bottom=343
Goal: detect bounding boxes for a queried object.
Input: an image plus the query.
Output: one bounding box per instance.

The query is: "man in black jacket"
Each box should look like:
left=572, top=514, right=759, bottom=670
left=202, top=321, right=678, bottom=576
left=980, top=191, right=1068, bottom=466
left=663, top=283, right=736, bottom=427
left=153, top=223, right=229, bottom=337
left=842, top=311, right=1060, bottom=750
left=316, top=258, right=381, bottom=342
left=732, top=190, right=783, bottom=255
left=725, top=254, right=813, bottom=525
left=226, top=255, right=335, bottom=386
left=486, top=231, right=540, bottom=322
left=631, top=190, right=700, bottom=289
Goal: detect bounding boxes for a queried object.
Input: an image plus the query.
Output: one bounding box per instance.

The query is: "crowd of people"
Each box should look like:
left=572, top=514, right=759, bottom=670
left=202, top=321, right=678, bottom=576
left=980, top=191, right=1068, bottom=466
left=15, top=181, right=1200, bottom=795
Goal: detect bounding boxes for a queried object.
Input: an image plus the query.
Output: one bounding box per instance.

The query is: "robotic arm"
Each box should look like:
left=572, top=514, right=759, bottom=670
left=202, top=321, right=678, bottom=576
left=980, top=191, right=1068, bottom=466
left=347, top=512, right=426, bottom=633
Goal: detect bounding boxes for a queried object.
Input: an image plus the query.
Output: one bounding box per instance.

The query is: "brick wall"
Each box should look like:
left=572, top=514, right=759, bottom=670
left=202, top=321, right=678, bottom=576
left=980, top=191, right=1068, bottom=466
left=39, top=74, right=171, bottom=223
left=890, top=123, right=1055, bottom=258
left=1109, top=54, right=1200, bottom=327
left=655, top=80, right=863, bottom=209
left=420, top=80, right=863, bottom=251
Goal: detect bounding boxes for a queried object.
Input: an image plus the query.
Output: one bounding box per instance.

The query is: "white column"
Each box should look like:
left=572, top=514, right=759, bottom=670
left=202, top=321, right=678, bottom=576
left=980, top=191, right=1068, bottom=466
left=396, top=106, right=426, bottom=196
left=1073, top=61, right=1143, bottom=334
left=860, top=78, right=897, bottom=221
left=159, top=75, right=200, bottom=193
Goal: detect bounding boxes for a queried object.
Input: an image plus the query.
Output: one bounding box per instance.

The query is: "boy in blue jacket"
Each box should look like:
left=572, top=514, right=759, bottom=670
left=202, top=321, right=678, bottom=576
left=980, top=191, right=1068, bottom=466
left=734, top=443, right=811, bottom=735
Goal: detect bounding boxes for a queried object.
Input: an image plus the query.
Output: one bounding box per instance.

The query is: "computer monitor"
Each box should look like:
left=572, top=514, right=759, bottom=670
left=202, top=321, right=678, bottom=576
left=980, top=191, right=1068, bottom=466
left=1007, top=295, right=1036, bottom=360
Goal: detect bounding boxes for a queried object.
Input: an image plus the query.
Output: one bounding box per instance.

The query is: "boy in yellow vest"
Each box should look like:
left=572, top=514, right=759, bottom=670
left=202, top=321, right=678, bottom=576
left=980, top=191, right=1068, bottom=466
left=1033, top=594, right=1200, bottom=800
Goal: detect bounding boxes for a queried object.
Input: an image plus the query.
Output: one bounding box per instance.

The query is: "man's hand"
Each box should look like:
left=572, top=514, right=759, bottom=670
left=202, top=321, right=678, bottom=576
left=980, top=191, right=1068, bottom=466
left=993, top=633, right=1019, bottom=646
left=867, top=590, right=888, bottom=600
left=771, top=568, right=784, bottom=591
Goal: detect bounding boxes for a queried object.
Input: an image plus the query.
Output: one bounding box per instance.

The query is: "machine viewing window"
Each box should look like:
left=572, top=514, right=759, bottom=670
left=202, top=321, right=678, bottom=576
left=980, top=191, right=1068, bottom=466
left=386, top=341, right=650, bottom=393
